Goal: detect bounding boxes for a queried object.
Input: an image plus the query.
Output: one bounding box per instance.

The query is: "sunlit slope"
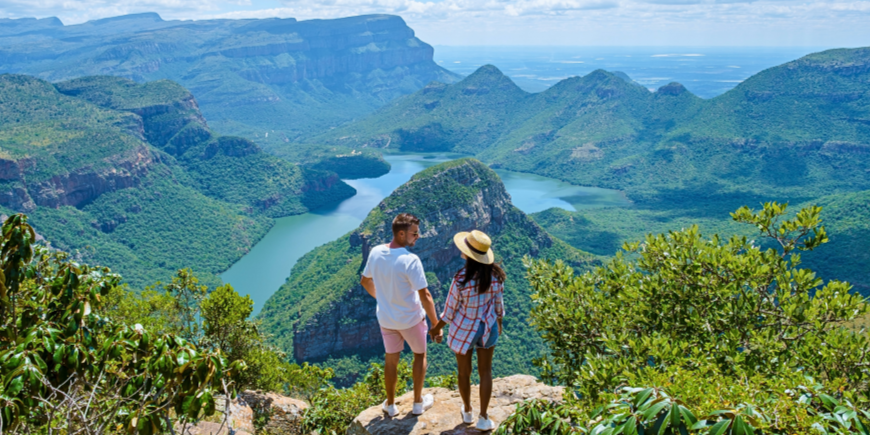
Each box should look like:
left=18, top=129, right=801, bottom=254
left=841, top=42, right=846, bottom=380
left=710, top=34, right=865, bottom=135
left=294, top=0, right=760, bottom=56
left=316, top=65, right=532, bottom=153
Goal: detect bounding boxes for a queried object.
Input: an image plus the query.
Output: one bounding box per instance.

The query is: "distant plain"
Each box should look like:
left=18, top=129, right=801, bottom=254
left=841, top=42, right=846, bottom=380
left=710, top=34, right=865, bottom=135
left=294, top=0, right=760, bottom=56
left=434, top=46, right=821, bottom=96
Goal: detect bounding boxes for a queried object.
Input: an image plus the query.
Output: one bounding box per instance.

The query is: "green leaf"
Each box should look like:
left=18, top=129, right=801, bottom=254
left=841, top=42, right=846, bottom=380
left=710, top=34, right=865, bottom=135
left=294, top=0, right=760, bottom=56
left=708, top=420, right=730, bottom=435
left=819, top=394, right=839, bottom=410
left=6, top=376, right=23, bottom=396
left=634, top=388, right=655, bottom=408
left=733, top=416, right=746, bottom=435
left=678, top=406, right=698, bottom=426
left=642, top=401, right=669, bottom=421
left=177, top=350, right=189, bottom=366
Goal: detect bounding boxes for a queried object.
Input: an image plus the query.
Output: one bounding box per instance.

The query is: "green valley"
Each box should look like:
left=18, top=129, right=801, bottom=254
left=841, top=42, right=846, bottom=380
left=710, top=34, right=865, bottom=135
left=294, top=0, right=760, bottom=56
left=0, top=74, right=355, bottom=288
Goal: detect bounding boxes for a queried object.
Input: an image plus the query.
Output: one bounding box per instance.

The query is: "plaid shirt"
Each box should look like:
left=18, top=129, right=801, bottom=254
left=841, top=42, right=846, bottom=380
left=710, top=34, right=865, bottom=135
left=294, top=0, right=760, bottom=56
left=440, top=268, right=505, bottom=355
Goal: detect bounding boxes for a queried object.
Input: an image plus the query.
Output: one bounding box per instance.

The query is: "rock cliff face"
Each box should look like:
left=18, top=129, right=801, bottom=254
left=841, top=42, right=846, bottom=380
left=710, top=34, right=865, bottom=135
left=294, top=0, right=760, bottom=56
left=0, top=145, right=157, bottom=211
left=281, top=159, right=560, bottom=362
left=0, top=13, right=460, bottom=141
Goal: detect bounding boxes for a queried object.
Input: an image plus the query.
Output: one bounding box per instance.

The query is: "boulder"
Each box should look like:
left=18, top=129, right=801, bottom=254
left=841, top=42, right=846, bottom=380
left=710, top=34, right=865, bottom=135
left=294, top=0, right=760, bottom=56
left=177, top=421, right=251, bottom=435
left=228, top=390, right=308, bottom=434
left=347, top=375, right=563, bottom=435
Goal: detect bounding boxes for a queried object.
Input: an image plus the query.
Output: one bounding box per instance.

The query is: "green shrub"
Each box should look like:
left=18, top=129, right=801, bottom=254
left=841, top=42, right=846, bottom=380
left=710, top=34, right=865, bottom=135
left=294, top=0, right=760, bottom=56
left=512, top=202, right=870, bottom=433
left=0, top=214, right=242, bottom=434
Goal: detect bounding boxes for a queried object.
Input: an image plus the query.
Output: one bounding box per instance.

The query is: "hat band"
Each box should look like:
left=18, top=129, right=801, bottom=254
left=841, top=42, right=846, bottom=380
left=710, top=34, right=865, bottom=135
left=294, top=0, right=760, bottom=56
left=464, top=238, right=488, bottom=256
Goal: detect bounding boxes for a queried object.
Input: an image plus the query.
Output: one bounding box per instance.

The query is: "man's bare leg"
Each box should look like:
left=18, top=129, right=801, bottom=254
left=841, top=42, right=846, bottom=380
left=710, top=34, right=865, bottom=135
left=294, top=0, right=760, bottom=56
left=412, top=352, right=427, bottom=403
left=385, top=352, right=401, bottom=405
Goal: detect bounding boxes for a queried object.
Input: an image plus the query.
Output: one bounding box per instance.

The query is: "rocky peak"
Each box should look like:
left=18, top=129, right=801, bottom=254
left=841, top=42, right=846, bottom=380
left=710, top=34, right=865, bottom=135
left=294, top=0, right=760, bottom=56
left=458, top=65, right=526, bottom=96
left=354, top=158, right=526, bottom=274
left=657, top=82, right=689, bottom=96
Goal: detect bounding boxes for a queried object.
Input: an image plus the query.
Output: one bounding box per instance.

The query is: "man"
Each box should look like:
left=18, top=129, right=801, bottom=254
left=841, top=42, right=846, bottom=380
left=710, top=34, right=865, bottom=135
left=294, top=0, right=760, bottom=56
left=360, top=213, right=442, bottom=417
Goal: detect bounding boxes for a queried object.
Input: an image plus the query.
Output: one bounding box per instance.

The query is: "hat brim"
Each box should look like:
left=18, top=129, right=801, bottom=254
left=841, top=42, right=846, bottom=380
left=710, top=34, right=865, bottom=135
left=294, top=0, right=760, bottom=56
left=453, top=232, right=495, bottom=265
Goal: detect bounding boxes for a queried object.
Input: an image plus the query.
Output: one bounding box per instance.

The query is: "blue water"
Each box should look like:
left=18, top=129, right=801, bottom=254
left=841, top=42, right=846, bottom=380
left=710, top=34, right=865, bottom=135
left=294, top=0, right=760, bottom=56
left=434, top=46, right=821, bottom=98
left=222, top=153, right=630, bottom=314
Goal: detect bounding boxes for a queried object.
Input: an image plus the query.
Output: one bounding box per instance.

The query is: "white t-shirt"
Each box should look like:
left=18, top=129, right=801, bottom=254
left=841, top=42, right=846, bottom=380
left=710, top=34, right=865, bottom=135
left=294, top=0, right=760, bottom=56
left=362, top=244, right=429, bottom=330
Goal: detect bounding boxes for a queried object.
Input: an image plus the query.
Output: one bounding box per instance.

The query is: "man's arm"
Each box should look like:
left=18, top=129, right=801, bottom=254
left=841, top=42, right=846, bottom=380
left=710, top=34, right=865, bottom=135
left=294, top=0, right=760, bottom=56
left=417, top=288, right=438, bottom=326
left=361, top=276, right=376, bottom=298
left=418, top=288, right=442, bottom=342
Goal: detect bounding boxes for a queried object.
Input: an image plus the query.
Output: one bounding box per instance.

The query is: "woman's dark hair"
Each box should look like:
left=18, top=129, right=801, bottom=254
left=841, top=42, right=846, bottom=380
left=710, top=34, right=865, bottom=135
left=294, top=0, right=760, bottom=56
left=460, top=257, right=506, bottom=294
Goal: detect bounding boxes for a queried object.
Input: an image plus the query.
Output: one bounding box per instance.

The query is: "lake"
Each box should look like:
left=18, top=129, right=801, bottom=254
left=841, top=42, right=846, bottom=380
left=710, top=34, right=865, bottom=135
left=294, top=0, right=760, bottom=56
left=221, top=153, right=629, bottom=315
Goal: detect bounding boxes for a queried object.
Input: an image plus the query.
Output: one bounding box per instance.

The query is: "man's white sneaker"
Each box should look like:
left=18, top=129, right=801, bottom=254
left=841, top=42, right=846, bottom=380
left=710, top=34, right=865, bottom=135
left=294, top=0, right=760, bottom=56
left=461, top=405, right=474, bottom=424
left=411, top=394, right=434, bottom=415
left=382, top=400, right=398, bottom=417
left=476, top=415, right=496, bottom=431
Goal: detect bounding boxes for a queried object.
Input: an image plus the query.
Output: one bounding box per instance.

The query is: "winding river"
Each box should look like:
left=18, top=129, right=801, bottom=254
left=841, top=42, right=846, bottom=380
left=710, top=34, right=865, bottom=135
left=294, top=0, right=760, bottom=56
left=221, top=153, right=629, bottom=315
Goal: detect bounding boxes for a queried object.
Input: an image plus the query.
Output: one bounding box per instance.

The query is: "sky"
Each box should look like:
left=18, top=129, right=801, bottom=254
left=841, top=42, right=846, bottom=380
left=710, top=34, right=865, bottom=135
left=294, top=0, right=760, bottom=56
left=0, top=0, right=868, bottom=47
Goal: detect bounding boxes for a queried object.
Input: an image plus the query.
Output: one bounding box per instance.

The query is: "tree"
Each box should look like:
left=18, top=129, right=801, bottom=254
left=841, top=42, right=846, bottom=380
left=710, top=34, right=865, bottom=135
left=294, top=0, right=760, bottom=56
left=511, top=203, right=870, bottom=434
left=0, top=214, right=243, bottom=434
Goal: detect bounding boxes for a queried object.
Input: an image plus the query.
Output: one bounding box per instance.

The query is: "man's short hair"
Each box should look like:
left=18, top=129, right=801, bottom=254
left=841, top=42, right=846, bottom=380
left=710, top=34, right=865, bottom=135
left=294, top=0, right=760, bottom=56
left=392, top=213, right=420, bottom=236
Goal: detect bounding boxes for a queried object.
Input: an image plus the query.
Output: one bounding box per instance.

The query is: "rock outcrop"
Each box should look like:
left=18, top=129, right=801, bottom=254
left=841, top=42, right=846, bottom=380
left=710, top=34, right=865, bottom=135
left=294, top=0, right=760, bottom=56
left=227, top=391, right=308, bottom=435
left=271, top=158, right=573, bottom=362
left=181, top=390, right=307, bottom=435
left=347, top=375, right=563, bottom=435
left=0, top=145, right=157, bottom=212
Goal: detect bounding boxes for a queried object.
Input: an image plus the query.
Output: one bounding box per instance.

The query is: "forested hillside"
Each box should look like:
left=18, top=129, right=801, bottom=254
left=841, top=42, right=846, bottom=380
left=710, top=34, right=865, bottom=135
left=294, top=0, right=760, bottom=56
left=0, top=74, right=355, bottom=288
left=321, top=48, right=870, bottom=199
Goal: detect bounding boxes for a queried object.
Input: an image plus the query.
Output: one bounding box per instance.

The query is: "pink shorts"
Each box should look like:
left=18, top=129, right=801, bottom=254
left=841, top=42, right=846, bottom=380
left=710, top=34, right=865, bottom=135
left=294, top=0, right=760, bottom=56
left=381, top=319, right=428, bottom=354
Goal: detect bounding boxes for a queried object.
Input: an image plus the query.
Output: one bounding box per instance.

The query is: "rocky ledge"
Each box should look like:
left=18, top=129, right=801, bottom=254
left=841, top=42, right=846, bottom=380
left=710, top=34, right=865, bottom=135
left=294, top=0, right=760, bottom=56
left=347, top=375, right=563, bottom=435
left=180, top=390, right=308, bottom=435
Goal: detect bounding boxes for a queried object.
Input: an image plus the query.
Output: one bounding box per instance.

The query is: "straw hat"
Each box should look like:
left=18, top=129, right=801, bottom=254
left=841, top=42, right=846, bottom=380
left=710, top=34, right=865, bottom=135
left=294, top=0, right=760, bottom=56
left=453, top=230, right=495, bottom=265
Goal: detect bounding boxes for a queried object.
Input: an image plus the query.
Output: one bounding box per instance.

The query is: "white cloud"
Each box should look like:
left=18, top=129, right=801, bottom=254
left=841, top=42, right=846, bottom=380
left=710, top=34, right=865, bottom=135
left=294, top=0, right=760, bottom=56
left=0, top=0, right=869, bottom=46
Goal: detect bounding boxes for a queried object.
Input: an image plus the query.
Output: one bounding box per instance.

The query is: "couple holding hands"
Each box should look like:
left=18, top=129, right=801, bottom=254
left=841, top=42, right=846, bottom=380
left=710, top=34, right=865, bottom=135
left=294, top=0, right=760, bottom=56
left=360, top=213, right=505, bottom=431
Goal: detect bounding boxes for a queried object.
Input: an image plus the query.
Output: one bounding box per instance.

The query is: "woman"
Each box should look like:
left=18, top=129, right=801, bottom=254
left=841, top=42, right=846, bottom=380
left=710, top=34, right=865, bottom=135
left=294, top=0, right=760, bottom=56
left=432, top=229, right=505, bottom=431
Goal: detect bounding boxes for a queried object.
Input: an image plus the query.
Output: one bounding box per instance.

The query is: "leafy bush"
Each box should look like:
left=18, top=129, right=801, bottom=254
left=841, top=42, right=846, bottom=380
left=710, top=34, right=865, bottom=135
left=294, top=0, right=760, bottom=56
left=0, top=214, right=242, bottom=434
left=510, top=202, right=870, bottom=433
left=105, top=268, right=313, bottom=396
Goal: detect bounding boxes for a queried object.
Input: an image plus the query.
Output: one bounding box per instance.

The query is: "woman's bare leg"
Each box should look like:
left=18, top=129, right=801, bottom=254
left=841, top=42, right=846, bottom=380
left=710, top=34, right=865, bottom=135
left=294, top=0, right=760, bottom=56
left=476, top=346, right=495, bottom=418
left=455, top=350, right=474, bottom=412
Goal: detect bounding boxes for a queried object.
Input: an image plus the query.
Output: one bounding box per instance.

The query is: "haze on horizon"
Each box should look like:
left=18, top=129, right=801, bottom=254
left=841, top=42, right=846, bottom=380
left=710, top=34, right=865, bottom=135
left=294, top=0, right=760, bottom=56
left=0, top=0, right=868, bottom=47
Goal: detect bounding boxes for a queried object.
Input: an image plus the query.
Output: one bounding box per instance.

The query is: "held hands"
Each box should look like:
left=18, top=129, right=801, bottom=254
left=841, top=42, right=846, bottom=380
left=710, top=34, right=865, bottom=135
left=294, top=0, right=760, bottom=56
left=429, top=327, right=444, bottom=344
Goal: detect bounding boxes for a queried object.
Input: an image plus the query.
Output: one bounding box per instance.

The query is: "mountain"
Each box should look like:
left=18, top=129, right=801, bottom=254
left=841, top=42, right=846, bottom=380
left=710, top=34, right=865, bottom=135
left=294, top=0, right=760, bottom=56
left=0, top=13, right=460, bottom=147
left=315, top=65, right=533, bottom=153
left=318, top=48, right=870, bottom=295
left=0, top=73, right=354, bottom=288
left=257, top=158, right=595, bottom=383
left=319, top=48, right=870, bottom=201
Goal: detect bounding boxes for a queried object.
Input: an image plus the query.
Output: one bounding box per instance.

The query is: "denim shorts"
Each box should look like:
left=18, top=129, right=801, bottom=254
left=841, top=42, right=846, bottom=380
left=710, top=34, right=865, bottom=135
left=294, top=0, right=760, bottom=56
left=471, top=321, right=499, bottom=349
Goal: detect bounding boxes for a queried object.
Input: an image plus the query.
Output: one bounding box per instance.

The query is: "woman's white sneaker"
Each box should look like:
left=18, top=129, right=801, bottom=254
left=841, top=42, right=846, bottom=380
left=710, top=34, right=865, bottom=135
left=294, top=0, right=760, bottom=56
left=476, top=415, right=496, bottom=431
left=382, top=400, right=399, bottom=417
left=411, top=394, right=434, bottom=415
left=461, top=405, right=474, bottom=424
